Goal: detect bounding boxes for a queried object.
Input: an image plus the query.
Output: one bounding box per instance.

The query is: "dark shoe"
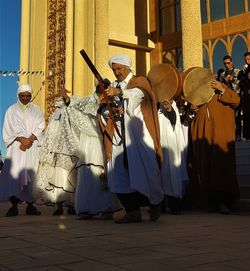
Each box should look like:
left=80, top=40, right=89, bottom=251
left=150, top=204, right=161, bottom=221
left=169, top=209, right=181, bottom=215
left=26, top=206, right=41, bottom=216
left=115, top=210, right=142, bottom=224
left=53, top=208, right=63, bottom=216
left=99, top=213, right=113, bottom=220
left=77, top=213, right=93, bottom=220
left=218, top=203, right=231, bottom=215
left=67, top=206, right=76, bottom=215
left=206, top=204, right=219, bottom=213
left=6, top=206, right=18, bottom=217
left=10, top=196, right=22, bottom=205
left=161, top=203, right=167, bottom=213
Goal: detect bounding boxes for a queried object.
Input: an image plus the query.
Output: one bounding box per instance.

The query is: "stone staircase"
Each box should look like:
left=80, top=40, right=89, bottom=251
left=236, top=140, right=250, bottom=198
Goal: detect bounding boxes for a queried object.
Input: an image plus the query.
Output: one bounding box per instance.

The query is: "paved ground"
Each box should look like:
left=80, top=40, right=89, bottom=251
left=0, top=201, right=250, bottom=271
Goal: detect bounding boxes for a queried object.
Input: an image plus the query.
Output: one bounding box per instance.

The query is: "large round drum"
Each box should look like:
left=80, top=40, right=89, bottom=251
left=147, top=63, right=182, bottom=102
left=183, top=67, right=215, bottom=106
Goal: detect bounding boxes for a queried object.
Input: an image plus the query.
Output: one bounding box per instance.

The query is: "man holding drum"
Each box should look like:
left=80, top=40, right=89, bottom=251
left=184, top=68, right=240, bottom=214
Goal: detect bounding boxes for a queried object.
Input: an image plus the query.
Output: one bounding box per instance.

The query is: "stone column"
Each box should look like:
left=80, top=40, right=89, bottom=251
left=19, top=0, right=31, bottom=83
left=65, top=0, right=74, bottom=93
left=95, top=0, right=109, bottom=76
left=180, top=0, right=203, bottom=70
left=73, top=0, right=86, bottom=95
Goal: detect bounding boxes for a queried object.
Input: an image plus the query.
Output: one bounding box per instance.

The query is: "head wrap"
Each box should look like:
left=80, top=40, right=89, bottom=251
left=17, top=84, right=32, bottom=95
left=108, top=54, right=132, bottom=69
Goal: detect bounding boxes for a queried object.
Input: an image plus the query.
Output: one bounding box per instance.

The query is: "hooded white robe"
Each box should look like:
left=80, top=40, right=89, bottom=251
left=158, top=101, right=189, bottom=198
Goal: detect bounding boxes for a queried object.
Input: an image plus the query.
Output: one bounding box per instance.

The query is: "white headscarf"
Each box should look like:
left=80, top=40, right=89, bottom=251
left=17, top=84, right=32, bottom=95
left=108, top=54, right=132, bottom=69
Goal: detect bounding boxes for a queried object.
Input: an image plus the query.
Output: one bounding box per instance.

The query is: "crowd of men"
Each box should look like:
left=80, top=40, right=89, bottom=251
left=217, top=52, right=250, bottom=140
left=0, top=52, right=249, bottom=223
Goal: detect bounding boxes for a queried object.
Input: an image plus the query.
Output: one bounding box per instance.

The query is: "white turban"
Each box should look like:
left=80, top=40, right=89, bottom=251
left=108, top=54, right=132, bottom=69
left=17, top=84, right=32, bottom=95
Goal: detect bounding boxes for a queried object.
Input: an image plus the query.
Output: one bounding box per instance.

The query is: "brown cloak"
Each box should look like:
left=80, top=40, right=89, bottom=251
left=188, top=87, right=240, bottom=206
left=98, top=75, right=162, bottom=168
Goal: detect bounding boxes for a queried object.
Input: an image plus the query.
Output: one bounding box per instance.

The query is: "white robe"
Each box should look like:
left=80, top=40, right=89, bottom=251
left=37, top=95, right=119, bottom=213
left=75, top=133, right=119, bottom=215
left=105, top=73, right=164, bottom=205
left=158, top=101, right=189, bottom=198
left=67, top=95, right=119, bottom=215
left=0, top=102, right=45, bottom=202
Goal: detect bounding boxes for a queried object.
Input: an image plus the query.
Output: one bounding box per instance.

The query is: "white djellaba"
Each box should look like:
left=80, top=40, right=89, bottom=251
left=0, top=84, right=45, bottom=203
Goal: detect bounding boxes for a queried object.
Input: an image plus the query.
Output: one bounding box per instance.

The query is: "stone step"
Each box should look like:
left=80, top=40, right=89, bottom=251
left=235, top=140, right=250, bottom=150
left=236, top=148, right=250, bottom=156
left=240, top=187, right=250, bottom=199
left=236, top=156, right=250, bottom=164
left=235, top=197, right=250, bottom=208
left=237, top=175, right=250, bottom=186
left=236, top=139, right=250, bottom=190
left=236, top=164, right=250, bottom=175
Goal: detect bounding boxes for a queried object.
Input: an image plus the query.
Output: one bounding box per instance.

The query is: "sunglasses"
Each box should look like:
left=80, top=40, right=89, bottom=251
left=224, top=61, right=231, bottom=65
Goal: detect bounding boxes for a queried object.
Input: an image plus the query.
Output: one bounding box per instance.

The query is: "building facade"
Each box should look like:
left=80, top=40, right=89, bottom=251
left=158, top=0, right=250, bottom=72
left=19, top=0, right=250, bottom=118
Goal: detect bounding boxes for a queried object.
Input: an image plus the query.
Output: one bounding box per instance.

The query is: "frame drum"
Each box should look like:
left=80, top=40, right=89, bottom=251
left=147, top=63, right=182, bottom=102
left=183, top=67, right=215, bottom=106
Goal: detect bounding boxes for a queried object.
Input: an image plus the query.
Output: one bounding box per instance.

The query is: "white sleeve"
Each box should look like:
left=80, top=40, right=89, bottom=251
left=3, top=109, right=18, bottom=147
left=31, top=108, right=45, bottom=142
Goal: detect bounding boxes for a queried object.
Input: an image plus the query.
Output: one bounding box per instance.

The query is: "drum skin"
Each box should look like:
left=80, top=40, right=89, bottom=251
left=182, top=67, right=215, bottom=106
left=147, top=63, right=182, bottom=102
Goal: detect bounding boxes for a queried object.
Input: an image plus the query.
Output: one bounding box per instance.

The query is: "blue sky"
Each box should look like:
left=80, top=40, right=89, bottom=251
left=0, top=1, right=21, bottom=157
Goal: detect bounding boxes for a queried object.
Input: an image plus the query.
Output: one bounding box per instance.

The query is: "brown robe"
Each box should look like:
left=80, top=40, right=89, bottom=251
left=98, top=75, right=162, bottom=168
left=188, top=87, right=240, bottom=206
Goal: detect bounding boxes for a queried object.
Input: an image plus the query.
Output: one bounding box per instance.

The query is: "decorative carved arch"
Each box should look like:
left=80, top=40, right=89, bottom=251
left=211, top=38, right=228, bottom=54
left=231, top=33, right=247, bottom=45
left=229, top=33, right=248, bottom=53
left=202, top=43, right=211, bottom=69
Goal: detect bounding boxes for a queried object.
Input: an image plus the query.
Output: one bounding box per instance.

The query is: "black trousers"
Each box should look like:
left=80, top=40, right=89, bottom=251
left=117, top=192, right=151, bottom=213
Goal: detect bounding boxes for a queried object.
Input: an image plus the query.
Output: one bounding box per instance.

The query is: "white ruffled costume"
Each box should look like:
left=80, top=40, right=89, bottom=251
left=37, top=94, right=119, bottom=214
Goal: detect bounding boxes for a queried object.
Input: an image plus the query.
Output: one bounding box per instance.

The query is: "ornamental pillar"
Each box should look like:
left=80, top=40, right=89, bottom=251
left=180, top=0, right=203, bottom=70
left=19, top=0, right=31, bottom=83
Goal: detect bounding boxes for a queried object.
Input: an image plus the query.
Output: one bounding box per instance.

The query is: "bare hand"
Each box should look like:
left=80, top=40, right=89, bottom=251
left=105, top=86, right=120, bottom=97
left=224, top=75, right=233, bottom=82
left=190, top=104, right=199, bottom=113
left=113, top=106, right=124, bottom=116
left=162, top=100, right=173, bottom=112
left=19, top=144, right=27, bottom=151
left=211, top=79, right=225, bottom=93
left=59, top=88, right=71, bottom=100
left=46, top=89, right=71, bottom=101
left=17, top=137, right=33, bottom=150
left=21, top=138, right=33, bottom=149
